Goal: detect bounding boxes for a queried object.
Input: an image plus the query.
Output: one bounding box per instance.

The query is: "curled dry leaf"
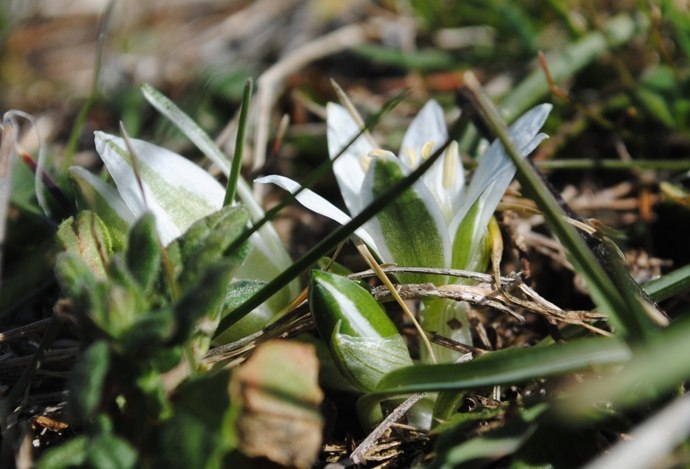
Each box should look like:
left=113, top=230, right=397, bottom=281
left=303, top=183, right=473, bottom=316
left=229, top=340, right=324, bottom=469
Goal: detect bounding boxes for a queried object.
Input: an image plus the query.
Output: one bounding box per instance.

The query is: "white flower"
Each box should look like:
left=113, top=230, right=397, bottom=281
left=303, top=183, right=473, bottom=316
left=257, top=100, right=552, bottom=278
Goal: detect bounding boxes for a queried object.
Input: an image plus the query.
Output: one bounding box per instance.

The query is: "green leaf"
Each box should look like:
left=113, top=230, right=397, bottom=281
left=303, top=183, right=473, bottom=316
left=171, top=204, right=250, bottom=290
left=309, top=270, right=413, bottom=392
left=213, top=280, right=267, bottom=344
left=310, top=270, right=398, bottom=339
left=362, top=155, right=449, bottom=285
left=117, top=309, right=175, bottom=353
left=69, top=166, right=134, bottom=251
left=68, top=340, right=110, bottom=423
left=102, top=256, right=148, bottom=338
left=562, top=314, right=690, bottom=417
left=126, top=212, right=161, bottom=294
left=465, top=74, right=659, bottom=345
left=500, top=13, right=648, bottom=121
left=637, top=87, right=676, bottom=127
left=643, top=262, right=690, bottom=302
left=87, top=432, right=138, bottom=469
left=158, top=371, right=233, bottom=469
left=429, top=404, right=548, bottom=469
left=36, top=436, right=89, bottom=469
left=54, top=252, right=111, bottom=333
left=140, top=83, right=297, bottom=295
left=172, top=259, right=239, bottom=346
left=331, top=324, right=415, bottom=393
left=377, top=338, right=631, bottom=394
left=451, top=199, right=490, bottom=273
left=56, top=211, right=113, bottom=280
left=353, top=44, right=455, bottom=70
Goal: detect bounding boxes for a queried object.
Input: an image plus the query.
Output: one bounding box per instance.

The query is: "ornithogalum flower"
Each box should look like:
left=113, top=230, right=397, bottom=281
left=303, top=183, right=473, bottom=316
left=258, top=100, right=551, bottom=360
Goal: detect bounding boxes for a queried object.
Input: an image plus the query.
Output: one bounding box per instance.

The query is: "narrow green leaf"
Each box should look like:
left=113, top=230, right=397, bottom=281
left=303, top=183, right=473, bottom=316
left=353, top=44, right=455, bottom=70
left=377, top=338, right=631, bottom=394
left=643, top=263, right=690, bottom=302
left=126, top=212, right=161, bottom=293
left=465, top=74, right=659, bottom=343
left=224, top=78, right=252, bottom=206
left=62, top=0, right=114, bottom=169
left=68, top=340, right=110, bottom=423
left=500, top=13, right=648, bottom=121
left=36, top=436, right=89, bottom=469
left=562, top=314, right=690, bottom=417
left=429, top=404, right=548, bottom=469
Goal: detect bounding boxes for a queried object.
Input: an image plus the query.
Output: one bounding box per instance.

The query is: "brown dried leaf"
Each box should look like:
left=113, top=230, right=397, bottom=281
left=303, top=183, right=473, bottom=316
left=230, top=340, right=324, bottom=469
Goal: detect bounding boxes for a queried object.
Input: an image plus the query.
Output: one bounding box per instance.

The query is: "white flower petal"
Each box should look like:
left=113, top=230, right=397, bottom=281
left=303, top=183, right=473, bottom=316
left=450, top=104, right=552, bottom=236
left=400, top=100, right=448, bottom=167
left=327, top=103, right=374, bottom=216
left=255, top=174, right=379, bottom=252
left=470, top=104, right=552, bottom=195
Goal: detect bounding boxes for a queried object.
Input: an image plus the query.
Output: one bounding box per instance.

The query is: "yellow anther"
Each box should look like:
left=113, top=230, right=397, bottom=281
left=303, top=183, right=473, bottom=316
left=443, top=141, right=459, bottom=188
left=402, top=147, right=416, bottom=168
left=368, top=149, right=395, bottom=158
left=358, top=153, right=372, bottom=173
left=421, top=141, right=435, bottom=160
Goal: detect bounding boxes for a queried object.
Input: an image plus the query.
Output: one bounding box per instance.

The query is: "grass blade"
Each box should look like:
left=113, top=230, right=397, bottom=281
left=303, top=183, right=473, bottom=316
left=376, top=337, right=630, bottom=394
left=462, top=73, right=659, bottom=344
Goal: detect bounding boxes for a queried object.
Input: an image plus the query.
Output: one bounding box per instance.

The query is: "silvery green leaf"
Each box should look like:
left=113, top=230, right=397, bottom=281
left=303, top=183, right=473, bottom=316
left=141, top=83, right=297, bottom=298
left=94, top=131, right=224, bottom=245
left=331, top=327, right=415, bottom=393
left=309, top=270, right=413, bottom=392
left=420, top=298, right=473, bottom=363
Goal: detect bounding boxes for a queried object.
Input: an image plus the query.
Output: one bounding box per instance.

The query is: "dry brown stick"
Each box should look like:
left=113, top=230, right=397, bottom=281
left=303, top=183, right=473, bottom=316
left=0, top=318, right=52, bottom=344
left=0, top=348, right=78, bottom=370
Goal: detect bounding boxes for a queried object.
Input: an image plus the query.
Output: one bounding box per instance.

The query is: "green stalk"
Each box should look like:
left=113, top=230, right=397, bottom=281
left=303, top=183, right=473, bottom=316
left=62, top=1, right=114, bottom=170
left=536, top=159, right=690, bottom=171
left=463, top=73, right=657, bottom=344
left=500, top=13, right=648, bottom=121
left=223, top=79, right=252, bottom=206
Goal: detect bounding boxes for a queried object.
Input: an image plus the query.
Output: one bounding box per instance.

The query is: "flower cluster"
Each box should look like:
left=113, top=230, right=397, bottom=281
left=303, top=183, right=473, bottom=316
left=258, top=99, right=551, bottom=359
